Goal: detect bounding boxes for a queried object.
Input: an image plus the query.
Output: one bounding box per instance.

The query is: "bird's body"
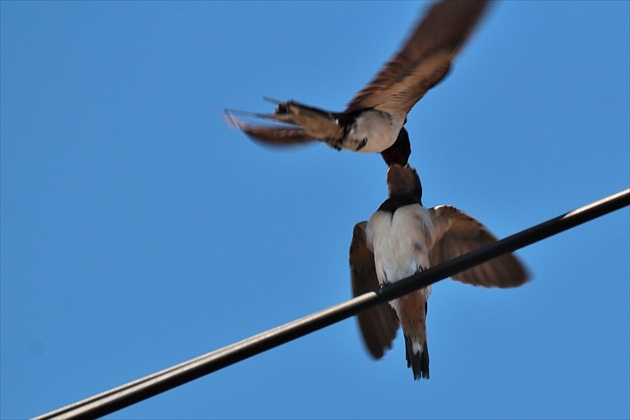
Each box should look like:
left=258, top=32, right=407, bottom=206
left=261, top=102, right=405, bottom=153
left=367, top=204, right=435, bottom=379
left=350, top=164, right=529, bottom=380
left=225, top=0, right=490, bottom=166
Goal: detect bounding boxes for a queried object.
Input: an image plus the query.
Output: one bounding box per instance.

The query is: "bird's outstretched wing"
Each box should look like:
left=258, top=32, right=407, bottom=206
left=428, top=205, right=529, bottom=288
left=346, top=0, right=490, bottom=118
left=349, top=222, right=400, bottom=359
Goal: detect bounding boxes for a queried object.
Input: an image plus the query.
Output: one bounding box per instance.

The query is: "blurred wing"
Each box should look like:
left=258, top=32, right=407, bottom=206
left=224, top=112, right=316, bottom=146
left=349, top=222, right=399, bottom=359
left=428, top=205, right=529, bottom=288
left=346, top=0, right=489, bottom=118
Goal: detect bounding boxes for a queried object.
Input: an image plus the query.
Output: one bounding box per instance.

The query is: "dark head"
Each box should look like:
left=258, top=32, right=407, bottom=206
left=386, top=164, right=422, bottom=203
left=381, top=127, right=411, bottom=166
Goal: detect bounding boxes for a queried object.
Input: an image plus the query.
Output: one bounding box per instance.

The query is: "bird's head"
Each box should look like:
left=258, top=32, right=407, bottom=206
left=386, top=163, right=422, bottom=203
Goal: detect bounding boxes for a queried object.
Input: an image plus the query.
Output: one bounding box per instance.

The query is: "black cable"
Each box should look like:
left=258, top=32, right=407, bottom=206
left=34, top=188, right=630, bottom=420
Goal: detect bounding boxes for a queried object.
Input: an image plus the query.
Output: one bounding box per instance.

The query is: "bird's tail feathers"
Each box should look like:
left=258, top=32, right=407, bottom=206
left=225, top=99, right=344, bottom=140
left=404, top=334, right=429, bottom=380
left=223, top=108, right=280, bottom=126
left=272, top=100, right=344, bottom=140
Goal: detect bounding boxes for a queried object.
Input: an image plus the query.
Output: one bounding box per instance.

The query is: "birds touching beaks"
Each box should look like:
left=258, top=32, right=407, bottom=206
left=224, top=0, right=530, bottom=382
left=225, top=0, right=490, bottom=166
left=349, top=164, right=529, bottom=380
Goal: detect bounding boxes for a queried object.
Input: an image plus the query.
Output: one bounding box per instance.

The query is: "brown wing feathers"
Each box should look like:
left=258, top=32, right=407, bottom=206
left=349, top=222, right=399, bottom=359
left=346, top=0, right=489, bottom=116
left=429, top=206, right=529, bottom=288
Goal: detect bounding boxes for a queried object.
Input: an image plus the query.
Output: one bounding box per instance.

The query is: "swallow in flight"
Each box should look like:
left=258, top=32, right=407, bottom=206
left=225, top=0, right=490, bottom=166
left=349, top=164, right=529, bottom=379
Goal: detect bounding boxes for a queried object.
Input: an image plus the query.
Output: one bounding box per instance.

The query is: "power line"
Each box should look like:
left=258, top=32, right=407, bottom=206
left=35, top=188, right=630, bottom=420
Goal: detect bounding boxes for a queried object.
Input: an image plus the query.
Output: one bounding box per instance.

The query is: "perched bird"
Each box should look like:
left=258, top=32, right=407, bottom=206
left=225, top=0, right=490, bottom=166
left=349, top=164, right=529, bottom=380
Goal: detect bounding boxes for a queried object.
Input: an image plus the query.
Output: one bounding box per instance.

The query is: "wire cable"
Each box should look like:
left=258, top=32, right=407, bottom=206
left=34, top=188, right=630, bottom=420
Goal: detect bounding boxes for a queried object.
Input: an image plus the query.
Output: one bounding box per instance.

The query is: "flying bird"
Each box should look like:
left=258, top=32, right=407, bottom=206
left=349, top=164, right=529, bottom=379
left=225, top=0, right=490, bottom=166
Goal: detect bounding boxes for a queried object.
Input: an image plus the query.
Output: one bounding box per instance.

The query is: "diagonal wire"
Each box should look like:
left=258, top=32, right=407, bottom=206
left=34, top=188, right=630, bottom=420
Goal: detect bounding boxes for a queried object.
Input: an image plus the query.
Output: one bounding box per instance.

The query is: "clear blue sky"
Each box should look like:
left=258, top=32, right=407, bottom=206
left=2, top=1, right=628, bottom=419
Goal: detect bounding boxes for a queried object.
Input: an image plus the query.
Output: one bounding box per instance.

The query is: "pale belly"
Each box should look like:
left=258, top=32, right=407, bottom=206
left=345, top=110, right=404, bottom=153
left=367, top=205, right=435, bottom=285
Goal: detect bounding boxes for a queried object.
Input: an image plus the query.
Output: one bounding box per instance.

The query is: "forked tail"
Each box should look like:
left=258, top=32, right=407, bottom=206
left=274, top=100, right=344, bottom=141
left=404, top=334, right=429, bottom=380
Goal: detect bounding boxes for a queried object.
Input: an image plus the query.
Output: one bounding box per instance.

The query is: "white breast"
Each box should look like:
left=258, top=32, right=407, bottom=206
left=347, top=110, right=404, bottom=153
left=366, top=204, right=436, bottom=286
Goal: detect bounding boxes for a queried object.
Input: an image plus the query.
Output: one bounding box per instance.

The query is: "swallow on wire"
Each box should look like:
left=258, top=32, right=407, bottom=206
left=349, top=164, right=529, bottom=380
left=224, top=0, right=490, bottom=166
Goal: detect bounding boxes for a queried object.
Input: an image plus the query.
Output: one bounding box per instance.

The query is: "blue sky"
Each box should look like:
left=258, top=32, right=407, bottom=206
left=1, top=1, right=628, bottom=419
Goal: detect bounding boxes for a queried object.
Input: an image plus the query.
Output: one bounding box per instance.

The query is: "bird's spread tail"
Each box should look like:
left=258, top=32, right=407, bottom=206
left=404, top=334, right=429, bottom=380
left=272, top=100, right=344, bottom=141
